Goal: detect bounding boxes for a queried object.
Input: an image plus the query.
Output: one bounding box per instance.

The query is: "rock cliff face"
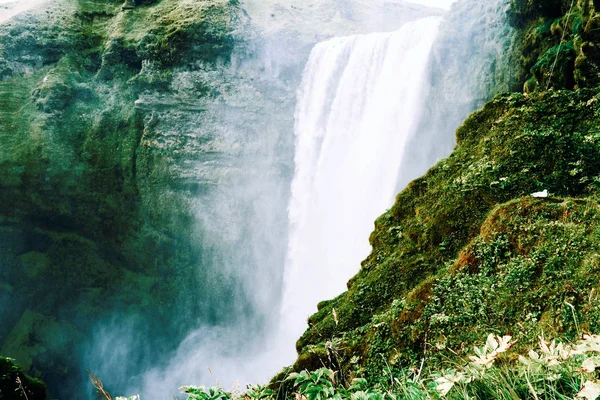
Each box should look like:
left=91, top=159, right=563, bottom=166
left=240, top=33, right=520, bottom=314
left=0, top=0, right=438, bottom=397
left=286, top=0, right=600, bottom=387
left=0, top=1, right=252, bottom=395
left=508, top=0, right=600, bottom=91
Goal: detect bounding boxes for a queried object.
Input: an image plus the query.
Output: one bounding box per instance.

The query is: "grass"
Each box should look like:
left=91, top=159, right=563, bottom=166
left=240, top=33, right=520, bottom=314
left=288, top=87, right=600, bottom=383
left=103, top=333, right=600, bottom=400
left=256, top=333, right=600, bottom=400
left=0, top=357, right=46, bottom=399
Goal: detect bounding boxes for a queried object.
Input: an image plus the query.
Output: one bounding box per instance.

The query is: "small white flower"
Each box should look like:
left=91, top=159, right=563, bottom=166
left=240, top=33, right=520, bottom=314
left=529, top=349, right=540, bottom=361
left=537, top=338, right=570, bottom=366
left=435, top=377, right=455, bottom=397
left=469, top=335, right=515, bottom=368
left=486, top=334, right=499, bottom=351
left=495, top=335, right=515, bottom=353
left=545, top=373, right=562, bottom=382
left=519, top=355, right=532, bottom=366
left=531, top=189, right=549, bottom=198
left=577, top=380, right=600, bottom=400
left=435, top=371, right=473, bottom=397
left=573, top=335, right=600, bottom=355
left=581, top=358, right=600, bottom=373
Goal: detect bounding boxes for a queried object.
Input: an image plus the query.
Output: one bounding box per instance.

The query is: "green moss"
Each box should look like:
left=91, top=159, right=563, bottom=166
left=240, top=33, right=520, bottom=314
left=509, top=0, right=600, bottom=90
left=421, top=198, right=600, bottom=354
left=84, top=0, right=238, bottom=72
left=290, top=88, right=600, bottom=383
left=0, top=0, right=242, bottom=394
left=531, top=41, right=576, bottom=89
left=507, top=0, right=565, bottom=26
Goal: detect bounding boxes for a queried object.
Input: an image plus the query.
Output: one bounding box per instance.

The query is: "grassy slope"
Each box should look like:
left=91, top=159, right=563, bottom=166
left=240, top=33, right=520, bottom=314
left=285, top=85, right=600, bottom=383
left=279, top=0, right=600, bottom=384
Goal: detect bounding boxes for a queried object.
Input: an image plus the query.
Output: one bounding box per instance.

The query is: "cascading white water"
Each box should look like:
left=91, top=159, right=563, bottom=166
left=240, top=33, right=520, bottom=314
left=277, top=16, right=441, bottom=361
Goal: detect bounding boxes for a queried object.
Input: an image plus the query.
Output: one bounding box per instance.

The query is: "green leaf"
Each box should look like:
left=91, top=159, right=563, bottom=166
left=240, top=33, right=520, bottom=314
left=287, top=372, right=302, bottom=381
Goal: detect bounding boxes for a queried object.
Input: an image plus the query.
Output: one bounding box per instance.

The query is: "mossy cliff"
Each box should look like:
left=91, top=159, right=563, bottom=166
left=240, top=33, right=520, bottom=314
left=0, top=0, right=277, bottom=396
left=508, top=0, right=600, bottom=90
left=282, top=0, right=600, bottom=389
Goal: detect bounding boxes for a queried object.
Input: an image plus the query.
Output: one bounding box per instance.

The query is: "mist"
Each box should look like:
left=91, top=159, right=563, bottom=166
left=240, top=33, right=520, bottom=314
left=406, top=0, right=456, bottom=9
left=0, top=0, right=49, bottom=23
left=85, top=0, right=509, bottom=397
left=102, top=1, right=451, bottom=397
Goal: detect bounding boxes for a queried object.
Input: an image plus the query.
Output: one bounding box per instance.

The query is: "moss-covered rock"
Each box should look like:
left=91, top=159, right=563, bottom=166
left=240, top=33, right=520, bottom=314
left=276, top=2, right=600, bottom=384
left=508, top=0, right=600, bottom=90
left=288, top=87, right=600, bottom=384
left=420, top=197, right=600, bottom=350
left=0, top=0, right=246, bottom=395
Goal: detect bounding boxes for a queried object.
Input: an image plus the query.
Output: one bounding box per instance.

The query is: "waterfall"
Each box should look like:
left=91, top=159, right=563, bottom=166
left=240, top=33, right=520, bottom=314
left=277, top=16, right=442, bottom=360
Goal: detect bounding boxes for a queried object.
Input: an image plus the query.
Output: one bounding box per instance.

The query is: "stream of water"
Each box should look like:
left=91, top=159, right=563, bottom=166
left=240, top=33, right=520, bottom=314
left=276, top=16, right=442, bottom=363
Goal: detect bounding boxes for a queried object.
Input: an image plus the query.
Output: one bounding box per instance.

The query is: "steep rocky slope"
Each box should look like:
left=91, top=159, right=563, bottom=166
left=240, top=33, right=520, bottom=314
left=284, top=0, right=600, bottom=387
left=397, top=0, right=521, bottom=192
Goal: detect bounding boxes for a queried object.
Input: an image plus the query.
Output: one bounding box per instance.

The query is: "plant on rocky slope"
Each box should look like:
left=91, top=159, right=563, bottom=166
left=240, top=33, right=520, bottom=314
left=148, top=333, right=600, bottom=400
left=291, top=88, right=600, bottom=381
left=180, top=386, right=233, bottom=400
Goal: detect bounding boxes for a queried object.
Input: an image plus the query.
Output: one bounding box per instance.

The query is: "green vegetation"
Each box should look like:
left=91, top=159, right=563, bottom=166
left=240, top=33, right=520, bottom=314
left=84, top=1, right=600, bottom=397
left=508, top=0, right=600, bottom=90
left=0, top=357, right=46, bottom=400
left=0, top=0, right=242, bottom=393
left=288, top=87, right=600, bottom=383
left=3, top=0, right=600, bottom=398
left=114, top=333, right=600, bottom=400
left=274, top=333, right=600, bottom=400
left=275, top=0, right=600, bottom=389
